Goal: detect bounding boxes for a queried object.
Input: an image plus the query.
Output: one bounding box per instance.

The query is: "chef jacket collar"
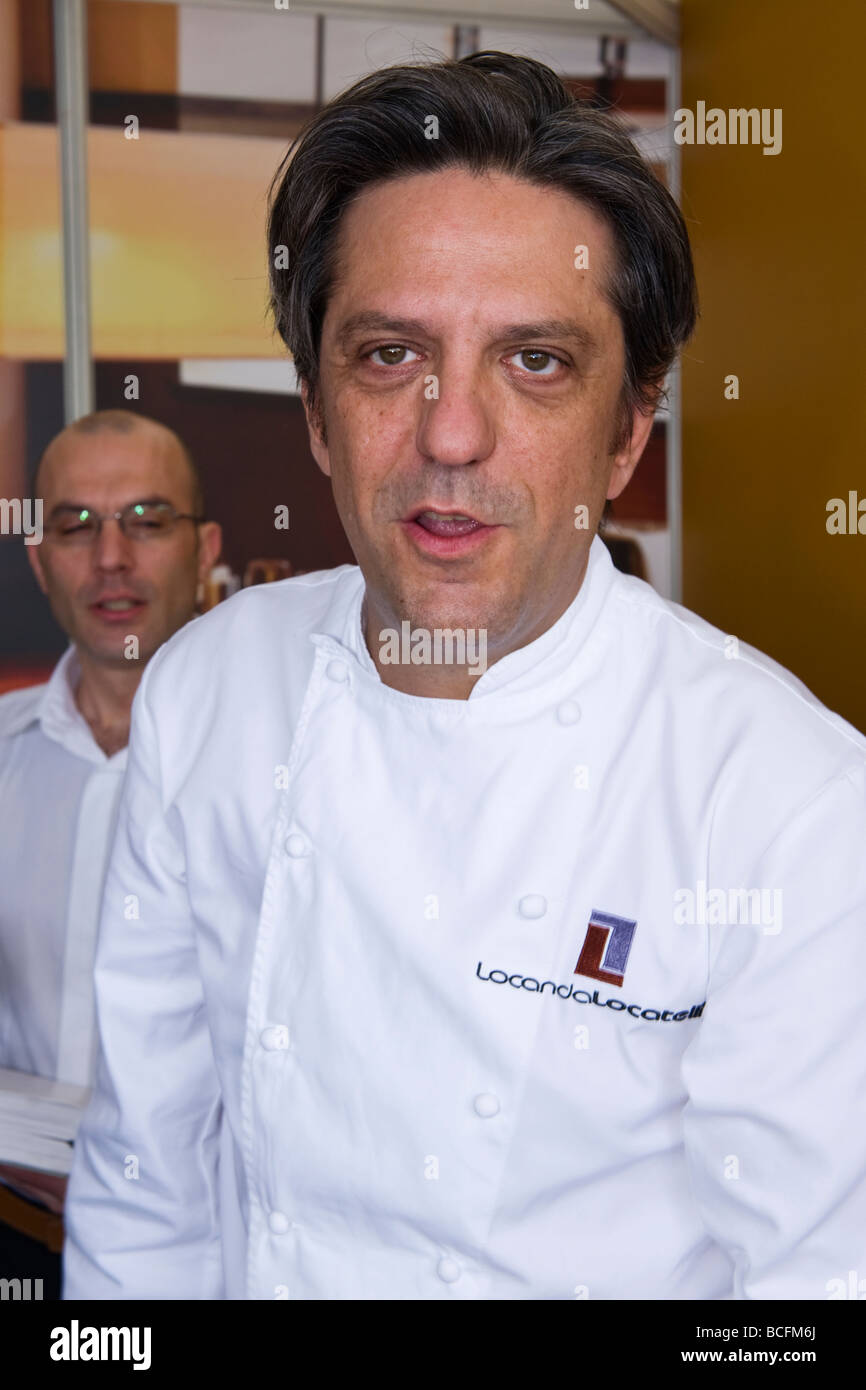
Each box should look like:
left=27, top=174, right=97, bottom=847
left=11, top=645, right=128, bottom=769
left=313, top=533, right=618, bottom=714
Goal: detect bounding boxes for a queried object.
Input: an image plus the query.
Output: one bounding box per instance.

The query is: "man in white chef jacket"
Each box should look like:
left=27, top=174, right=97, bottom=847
left=64, top=53, right=866, bottom=1301
left=0, top=410, right=220, bottom=1288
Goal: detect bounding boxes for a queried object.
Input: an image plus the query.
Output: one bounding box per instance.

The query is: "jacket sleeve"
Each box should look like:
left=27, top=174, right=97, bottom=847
left=62, top=660, right=224, bottom=1299
left=681, top=763, right=866, bottom=1299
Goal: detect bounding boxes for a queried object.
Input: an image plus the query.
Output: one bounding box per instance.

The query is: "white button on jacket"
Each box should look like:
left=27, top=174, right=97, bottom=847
left=63, top=538, right=866, bottom=1300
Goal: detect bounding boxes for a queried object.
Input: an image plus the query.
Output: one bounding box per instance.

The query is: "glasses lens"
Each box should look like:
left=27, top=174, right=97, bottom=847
left=53, top=510, right=98, bottom=543
left=123, top=503, right=174, bottom=538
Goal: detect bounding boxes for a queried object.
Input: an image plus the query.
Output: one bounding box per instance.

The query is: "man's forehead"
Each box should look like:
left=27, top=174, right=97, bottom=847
left=339, top=168, right=612, bottom=255
left=327, top=169, right=617, bottom=333
left=344, top=165, right=610, bottom=227
left=38, top=430, right=189, bottom=500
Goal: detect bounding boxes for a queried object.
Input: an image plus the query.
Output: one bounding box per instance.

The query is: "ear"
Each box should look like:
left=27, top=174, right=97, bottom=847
left=606, top=398, right=658, bottom=502
left=301, top=379, right=332, bottom=479
left=196, top=521, right=223, bottom=585
left=25, top=536, right=49, bottom=595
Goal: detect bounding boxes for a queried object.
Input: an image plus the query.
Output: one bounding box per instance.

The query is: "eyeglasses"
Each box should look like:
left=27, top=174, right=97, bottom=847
left=43, top=502, right=205, bottom=546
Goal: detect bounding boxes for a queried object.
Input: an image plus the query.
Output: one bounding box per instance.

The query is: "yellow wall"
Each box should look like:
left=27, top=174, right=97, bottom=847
left=680, top=1, right=866, bottom=732
left=4, top=3, right=280, bottom=360
left=0, top=123, right=286, bottom=359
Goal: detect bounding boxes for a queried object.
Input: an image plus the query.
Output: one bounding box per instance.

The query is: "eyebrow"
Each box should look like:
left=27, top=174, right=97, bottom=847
left=335, top=312, right=600, bottom=356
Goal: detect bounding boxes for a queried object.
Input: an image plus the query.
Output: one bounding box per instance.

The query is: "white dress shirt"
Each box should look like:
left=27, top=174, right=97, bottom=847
left=0, top=648, right=127, bottom=1087
left=63, top=537, right=866, bottom=1300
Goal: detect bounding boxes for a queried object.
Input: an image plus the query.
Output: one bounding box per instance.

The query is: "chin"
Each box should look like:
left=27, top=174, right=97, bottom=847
left=98, top=645, right=148, bottom=669
left=400, top=578, right=512, bottom=642
left=79, top=627, right=150, bottom=665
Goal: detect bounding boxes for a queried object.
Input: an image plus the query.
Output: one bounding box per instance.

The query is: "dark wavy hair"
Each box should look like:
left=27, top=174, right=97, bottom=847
left=267, top=50, right=697, bottom=451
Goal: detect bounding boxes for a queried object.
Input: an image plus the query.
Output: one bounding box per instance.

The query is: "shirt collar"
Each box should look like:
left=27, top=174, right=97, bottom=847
left=331, top=533, right=618, bottom=707
left=29, top=646, right=128, bottom=768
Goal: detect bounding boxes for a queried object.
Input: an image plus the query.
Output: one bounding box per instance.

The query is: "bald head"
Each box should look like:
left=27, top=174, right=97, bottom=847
left=35, top=410, right=203, bottom=516
left=28, top=407, right=221, bottom=672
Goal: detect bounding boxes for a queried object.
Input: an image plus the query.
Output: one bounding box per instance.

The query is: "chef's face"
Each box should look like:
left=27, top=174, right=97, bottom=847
left=27, top=427, right=221, bottom=669
left=304, top=166, right=655, bottom=665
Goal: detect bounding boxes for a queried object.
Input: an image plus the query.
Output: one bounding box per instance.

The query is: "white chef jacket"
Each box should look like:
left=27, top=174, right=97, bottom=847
left=0, top=647, right=127, bottom=1088
left=62, top=536, right=866, bottom=1300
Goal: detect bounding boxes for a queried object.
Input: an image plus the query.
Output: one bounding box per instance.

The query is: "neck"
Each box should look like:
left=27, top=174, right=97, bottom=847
left=73, top=649, right=142, bottom=756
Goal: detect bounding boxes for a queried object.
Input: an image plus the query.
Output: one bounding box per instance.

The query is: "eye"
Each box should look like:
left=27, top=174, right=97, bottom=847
left=367, top=344, right=422, bottom=367
left=127, top=508, right=171, bottom=534
left=507, top=349, right=565, bottom=377
left=57, top=512, right=94, bottom=534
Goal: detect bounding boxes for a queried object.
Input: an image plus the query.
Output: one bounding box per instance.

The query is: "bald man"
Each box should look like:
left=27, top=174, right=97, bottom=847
left=0, top=410, right=220, bottom=1290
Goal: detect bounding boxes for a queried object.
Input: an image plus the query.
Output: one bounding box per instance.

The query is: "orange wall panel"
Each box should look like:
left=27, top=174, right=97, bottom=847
left=88, top=0, right=177, bottom=93
left=21, top=0, right=177, bottom=93
left=680, top=0, right=866, bottom=732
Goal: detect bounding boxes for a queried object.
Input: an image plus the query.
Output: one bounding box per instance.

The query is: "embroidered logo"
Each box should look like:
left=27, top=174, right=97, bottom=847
left=575, top=909, right=637, bottom=987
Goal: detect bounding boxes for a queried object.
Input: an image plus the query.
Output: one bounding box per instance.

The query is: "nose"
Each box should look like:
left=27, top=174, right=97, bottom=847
left=415, top=357, right=496, bottom=468
left=91, top=516, right=135, bottom=574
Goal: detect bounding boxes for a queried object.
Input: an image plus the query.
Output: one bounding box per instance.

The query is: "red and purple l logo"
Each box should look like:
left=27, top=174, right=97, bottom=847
left=575, top=909, right=637, bottom=987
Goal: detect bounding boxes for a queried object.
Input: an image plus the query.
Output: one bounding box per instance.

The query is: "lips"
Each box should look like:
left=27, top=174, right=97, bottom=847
left=401, top=507, right=498, bottom=559
left=90, top=596, right=148, bottom=621
left=413, top=510, right=484, bottom=538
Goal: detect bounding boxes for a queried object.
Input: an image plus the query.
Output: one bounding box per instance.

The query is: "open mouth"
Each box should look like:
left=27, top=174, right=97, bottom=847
left=401, top=508, right=499, bottom=559
left=90, top=597, right=147, bottom=620
left=413, top=510, right=485, bottom=538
